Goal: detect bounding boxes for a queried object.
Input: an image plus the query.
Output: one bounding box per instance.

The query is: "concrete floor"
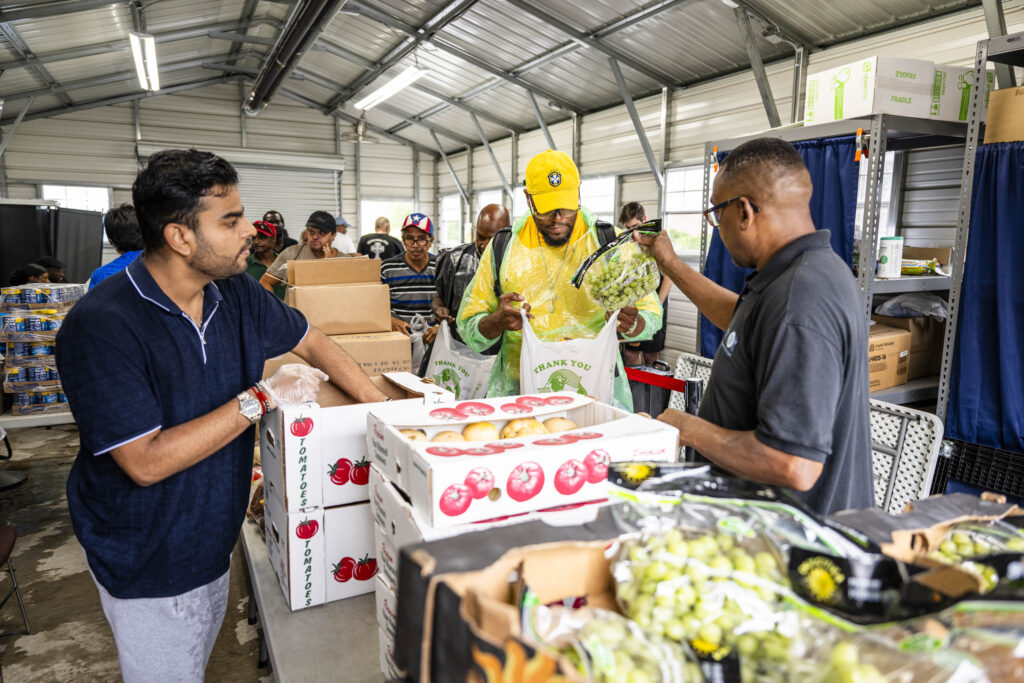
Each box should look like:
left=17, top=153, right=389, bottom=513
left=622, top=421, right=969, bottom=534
left=0, top=425, right=267, bottom=681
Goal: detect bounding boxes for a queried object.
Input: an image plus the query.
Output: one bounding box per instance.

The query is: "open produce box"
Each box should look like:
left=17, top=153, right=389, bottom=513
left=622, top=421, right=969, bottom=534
left=366, top=392, right=679, bottom=527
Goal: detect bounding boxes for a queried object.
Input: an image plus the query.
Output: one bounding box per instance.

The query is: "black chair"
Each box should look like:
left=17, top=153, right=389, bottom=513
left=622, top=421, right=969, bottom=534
left=0, top=525, right=30, bottom=637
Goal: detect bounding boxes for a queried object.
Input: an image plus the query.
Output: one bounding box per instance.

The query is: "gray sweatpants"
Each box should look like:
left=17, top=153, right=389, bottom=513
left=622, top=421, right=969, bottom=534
left=91, top=568, right=231, bottom=683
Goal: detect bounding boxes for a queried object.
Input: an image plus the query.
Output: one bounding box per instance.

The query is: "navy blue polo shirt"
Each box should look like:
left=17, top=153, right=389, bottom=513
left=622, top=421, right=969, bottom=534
left=56, top=257, right=308, bottom=599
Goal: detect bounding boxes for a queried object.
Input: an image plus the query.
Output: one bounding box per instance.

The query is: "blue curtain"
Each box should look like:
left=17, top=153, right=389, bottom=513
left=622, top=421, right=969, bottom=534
left=946, top=142, right=1024, bottom=453
left=700, top=136, right=860, bottom=357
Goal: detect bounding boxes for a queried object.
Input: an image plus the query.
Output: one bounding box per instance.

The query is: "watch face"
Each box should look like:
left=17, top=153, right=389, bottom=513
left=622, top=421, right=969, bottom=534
left=239, top=394, right=261, bottom=422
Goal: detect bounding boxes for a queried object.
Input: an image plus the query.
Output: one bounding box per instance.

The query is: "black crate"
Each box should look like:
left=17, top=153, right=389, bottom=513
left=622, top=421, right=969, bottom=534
left=931, top=439, right=1024, bottom=498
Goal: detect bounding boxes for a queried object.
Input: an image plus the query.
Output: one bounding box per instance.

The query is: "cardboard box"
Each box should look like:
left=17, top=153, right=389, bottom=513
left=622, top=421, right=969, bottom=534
left=872, top=314, right=945, bottom=380
left=983, top=86, right=1024, bottom=144
left=375, top=574, right=398, bottom=642
left=287, top=257, right=380, bottom=286
left=259, top=373, right=453, bottom=511
left=263, top=331, right=411, bottom=379
left=929, top=66, right=994, bottom=122
left=378, top=625, right=402, bottom=680
left=263, top=493, right=376, bottom=611
left=369, top=465, right=603, bottom=588
left=285, top=283, right=391, bottom=335
left=367, top=393, right=679, bottom=527
left=868, top=324, right=911, bottom=392
left=804, top=56, right=934, bottom=124
left=902, top=246, right=951, bottom=266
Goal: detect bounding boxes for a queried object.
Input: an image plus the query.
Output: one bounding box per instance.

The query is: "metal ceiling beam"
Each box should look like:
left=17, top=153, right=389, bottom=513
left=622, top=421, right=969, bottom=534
left=0, top=76, right=235, bottom=126
left=0, top=97, right=35, bottom=160
left=431, top=130, right=468, bottom=203
left=0, top=18, right=281, bottom=72
left=375, top=103, right=477, bottom=147
left=504, top=0, right=676, bottom=87
left=327, top=0, right=478, bottom=110
left=609, top=57, right=662, bottom=189
left=129, top=0, right=145, bottom=32
left=728, top=1, right=815, bottom=51
left=470, top=112, right=513, bottom=199
left=0, top=0, right=122, bottom=21
left=345, top=0, right=580, bottom=113
left=228, top=0, right=262, bottom=65
left=734, top=7, right=781, bottom=128
left=528, top=91, right=556, bottom=149
left=210, top=31, right=277, bottom=47
left=0, top=23, right=74, bottom=107
left=790, top=45, right=808, bottom=124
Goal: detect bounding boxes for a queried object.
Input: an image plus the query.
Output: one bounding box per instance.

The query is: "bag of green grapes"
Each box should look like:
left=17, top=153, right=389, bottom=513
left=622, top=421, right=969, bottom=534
left=571, top=220, right=662, bottom=311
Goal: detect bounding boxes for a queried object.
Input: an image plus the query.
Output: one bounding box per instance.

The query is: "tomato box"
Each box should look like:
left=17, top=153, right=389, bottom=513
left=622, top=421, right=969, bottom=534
left=379, top=625, right=402, bottom=680
left=375, top=574, right=399, bottom=642
left=366, top=393, right=678, bottom=527
left=369, top=464, right=603, bottom=589
left=263, top=490, right=377, bottom=611
left=259, top=372, right=453, bottom=512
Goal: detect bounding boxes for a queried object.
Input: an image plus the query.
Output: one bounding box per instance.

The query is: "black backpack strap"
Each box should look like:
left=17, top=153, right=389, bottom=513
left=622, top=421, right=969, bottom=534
left=490, top=226, right=513, bottom=298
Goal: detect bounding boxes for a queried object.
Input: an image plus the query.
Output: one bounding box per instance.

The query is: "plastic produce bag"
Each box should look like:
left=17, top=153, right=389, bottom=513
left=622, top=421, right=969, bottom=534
left=902, top=258, right=947, bottom=276
left=874, top=292, right=949, bottom=320
left=519, top=308, right=618, bottom=403
left=572, top=224, right=661, bottom=311
left=422, top=321, right=495, bottom=399
left=408, top=314, right=430, bottom=371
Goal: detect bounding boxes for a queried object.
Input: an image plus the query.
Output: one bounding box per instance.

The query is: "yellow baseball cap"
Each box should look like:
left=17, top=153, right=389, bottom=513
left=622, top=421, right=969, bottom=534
left=524, top=149, right=580, bottom=214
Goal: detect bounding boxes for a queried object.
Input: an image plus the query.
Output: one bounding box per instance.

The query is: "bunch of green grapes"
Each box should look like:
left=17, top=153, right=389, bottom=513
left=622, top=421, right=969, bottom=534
left=575, top=614, right=702, bottom=683
left=818, top=642, right=886, bottom=683
left=615, top=527, right=795, bottom=682
left=586, top=253, right=660, bottom=310
left=927, top=529, right=1024, bottom=590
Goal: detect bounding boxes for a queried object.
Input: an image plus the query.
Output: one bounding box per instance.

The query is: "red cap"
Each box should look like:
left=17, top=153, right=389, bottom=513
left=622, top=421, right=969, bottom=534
left=253, top=220, right=277, bottom=238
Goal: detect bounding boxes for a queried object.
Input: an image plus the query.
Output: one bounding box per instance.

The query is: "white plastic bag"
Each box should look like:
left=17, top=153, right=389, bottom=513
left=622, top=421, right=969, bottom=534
left=519, top=309, right=618, bottom=404
left=422, top=321, right=495, bottom=399
left=408, top=314, right=430, bottom=371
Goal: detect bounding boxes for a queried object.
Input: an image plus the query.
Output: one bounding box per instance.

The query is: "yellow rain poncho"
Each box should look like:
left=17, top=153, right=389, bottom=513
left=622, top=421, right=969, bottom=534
left=456, top=207, right=663, bottom=411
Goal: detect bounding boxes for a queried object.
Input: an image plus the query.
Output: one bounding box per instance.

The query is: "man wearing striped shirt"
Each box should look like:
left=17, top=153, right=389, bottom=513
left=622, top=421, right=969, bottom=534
left=381, top=213, right=439, bottom=345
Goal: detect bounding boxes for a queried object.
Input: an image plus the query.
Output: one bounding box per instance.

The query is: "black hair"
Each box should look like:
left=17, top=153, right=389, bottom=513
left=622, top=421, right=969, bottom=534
left=9, top=263, right=47, bottom=286
left=719, top=138, right=807, bottom=197
left=103, top=204, right=145, bottom=252
left=619, top=201, right=646, bottom=226
left=132, top=148, right=239, bottom=251
left=36, top=255, right=65, bottom=270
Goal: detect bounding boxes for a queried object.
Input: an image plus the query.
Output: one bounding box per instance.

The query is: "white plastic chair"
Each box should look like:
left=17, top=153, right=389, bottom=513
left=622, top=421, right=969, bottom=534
left=869, top=399, right=944, bottom=514
left=668, top=352, right=714, bottom=413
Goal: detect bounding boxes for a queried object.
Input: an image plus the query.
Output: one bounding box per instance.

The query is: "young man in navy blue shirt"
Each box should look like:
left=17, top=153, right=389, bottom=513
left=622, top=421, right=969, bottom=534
left=56, top=149, right=388, bottom=681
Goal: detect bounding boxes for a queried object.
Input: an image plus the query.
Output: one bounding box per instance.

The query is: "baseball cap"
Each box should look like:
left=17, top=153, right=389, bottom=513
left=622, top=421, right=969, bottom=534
left=401, top=212, right=433, bottom=237
left=306, top=210, right=337, bottom=233
left=525, top=149, right=580, bottom=214
left=335, top=216, right=350, bottom=227
left=252, top=220, right=276, bottom=238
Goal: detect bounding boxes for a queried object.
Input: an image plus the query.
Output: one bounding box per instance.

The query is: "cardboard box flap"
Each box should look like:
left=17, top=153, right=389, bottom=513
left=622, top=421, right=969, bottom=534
left=286, top=257, right=379, bottom=286
left=902, top=246, right=952, bottom=266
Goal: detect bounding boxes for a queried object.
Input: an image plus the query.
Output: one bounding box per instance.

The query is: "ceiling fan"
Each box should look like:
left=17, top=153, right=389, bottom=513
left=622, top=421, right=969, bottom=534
left=340, top=112, right=379, bottom=144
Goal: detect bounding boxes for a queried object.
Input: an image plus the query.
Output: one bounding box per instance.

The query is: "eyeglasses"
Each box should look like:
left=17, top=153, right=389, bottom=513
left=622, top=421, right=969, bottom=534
left=703, top=196, right=759, bottom=228
left=403, top=234, right=431, bottom=245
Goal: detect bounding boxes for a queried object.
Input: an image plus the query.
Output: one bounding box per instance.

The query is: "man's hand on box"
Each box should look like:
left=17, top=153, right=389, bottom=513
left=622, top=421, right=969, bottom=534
left=392, top=316, right=411, bottom=336
left=424, top=324, right=439, bottom=345
left=261, top=364, right=328, bottom=406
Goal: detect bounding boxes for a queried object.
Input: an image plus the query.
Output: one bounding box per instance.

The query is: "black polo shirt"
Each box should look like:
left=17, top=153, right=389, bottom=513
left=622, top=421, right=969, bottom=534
left=699, top=230, right=873, bottom=514
left=57, top=257, right=308, bottom=598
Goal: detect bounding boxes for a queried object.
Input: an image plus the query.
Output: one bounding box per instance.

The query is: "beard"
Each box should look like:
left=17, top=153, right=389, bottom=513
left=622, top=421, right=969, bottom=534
left=190, top=231, right=249, bottom=279
left=538, top=226, right=572, bottom=247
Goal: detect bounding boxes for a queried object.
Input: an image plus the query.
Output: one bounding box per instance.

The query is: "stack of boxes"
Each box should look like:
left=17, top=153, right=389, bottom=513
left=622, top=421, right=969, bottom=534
left=1, top=283, right=85, bottom=415
left=365, top=393, right=681, bottom=678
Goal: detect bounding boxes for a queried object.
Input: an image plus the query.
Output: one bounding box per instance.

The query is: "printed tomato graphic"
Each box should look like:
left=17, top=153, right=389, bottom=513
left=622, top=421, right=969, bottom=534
left=554, top=459, right=587, bottom=495
left=353, top=555, right=378, bottom=581
left=464, top=467, right=495, bottom=499
left=490, top=441, right=523, bottom=449
left=543, top=395, right=575, bottom=406
left=534, top=437, right=575, bottom=446
left=516, top=396, right=548, bottom=408
left=500, top=403, right=532, bottom=415
left=350, top=458, right=370, bottom=485
left=583, top=449, right=610, bottom=484
left=573, top=432, right=603, bottom=440
left=507, top=462, right=544, bottom=502
left=457, top=401, right=494, bottom=417
left=290, top=416, right=314, bottom=437
left=429, top=407, right=465, bottom=421
left=332, top=556, right=356, bottom=582
left=295, top=519, right=319, bottom=539
left=328, top=458, right=352, bottom=486
left=439, top=483, right=473, bottom=516
left=426, top=446, right=467, bottom=457
left=463, top=445, right=504, bottom=456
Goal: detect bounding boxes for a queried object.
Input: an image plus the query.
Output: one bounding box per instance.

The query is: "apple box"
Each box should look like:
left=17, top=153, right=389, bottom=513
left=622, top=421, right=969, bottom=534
left=259, top=372, right=453, bottom=511
left=263, top=490, right=376, bottom=611
left=367, top=393, right=677, bottom=527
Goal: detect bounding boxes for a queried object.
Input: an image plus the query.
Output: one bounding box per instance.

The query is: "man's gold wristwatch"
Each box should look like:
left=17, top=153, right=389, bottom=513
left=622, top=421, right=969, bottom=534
left=237, top=390, right=262, bottom=424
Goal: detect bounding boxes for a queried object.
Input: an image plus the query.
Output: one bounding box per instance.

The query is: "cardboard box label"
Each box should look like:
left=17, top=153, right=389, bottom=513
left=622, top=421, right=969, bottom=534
left=805, top=56, right=934, bottom=123
left=374, top=575, right=398, bottom=641
left=868, top=324, right=912, bottom=392
left=930, top=66, right=994, bottom=122
left=287, top=257, right=380, bottom=286
left=286, top=283, right=391, bottom=335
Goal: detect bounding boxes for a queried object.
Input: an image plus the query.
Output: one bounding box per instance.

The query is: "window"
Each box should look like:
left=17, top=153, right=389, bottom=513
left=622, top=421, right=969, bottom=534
left=579, top=176, right=615, bottom=223
left=853, top=151, right=897, bottom=261
left=512, top=186, right=528, bottom=223
left=474, top=189, right=504, bottom=223
left=663, top=165, right=709, bottom=254
left=41, top=184, right=111, bottom=212
left=439, top=193, right=464, bottom=248
left=359, top=198, right=414, bottom=241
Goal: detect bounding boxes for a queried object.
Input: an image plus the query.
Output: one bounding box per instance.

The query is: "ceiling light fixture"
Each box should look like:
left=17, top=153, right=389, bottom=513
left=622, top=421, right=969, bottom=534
left=129, top=31, right=160, bottom=91
left=354, top=66, right=426, bottom=111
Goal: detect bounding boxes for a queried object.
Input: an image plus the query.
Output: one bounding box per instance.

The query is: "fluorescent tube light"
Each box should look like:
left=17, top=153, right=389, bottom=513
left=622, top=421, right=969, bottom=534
left=353, top=66, right=426, bottom=110
left=129, top=31, right=160, bottom=91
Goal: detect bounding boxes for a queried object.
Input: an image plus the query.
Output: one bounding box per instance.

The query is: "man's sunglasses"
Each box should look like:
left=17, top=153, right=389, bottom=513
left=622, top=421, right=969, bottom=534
left=703, top=196, right=759, bottom=228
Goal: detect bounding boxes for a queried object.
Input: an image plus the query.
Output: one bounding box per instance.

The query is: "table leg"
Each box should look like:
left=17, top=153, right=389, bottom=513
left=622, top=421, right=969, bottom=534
left=258, top=631, right=269, bottom=669
left=248, top=592, right=258, bottom=626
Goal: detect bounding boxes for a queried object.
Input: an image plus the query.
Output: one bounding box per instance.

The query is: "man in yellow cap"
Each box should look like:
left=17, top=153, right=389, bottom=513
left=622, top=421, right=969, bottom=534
left=456, top=150, right=663, bottom=410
